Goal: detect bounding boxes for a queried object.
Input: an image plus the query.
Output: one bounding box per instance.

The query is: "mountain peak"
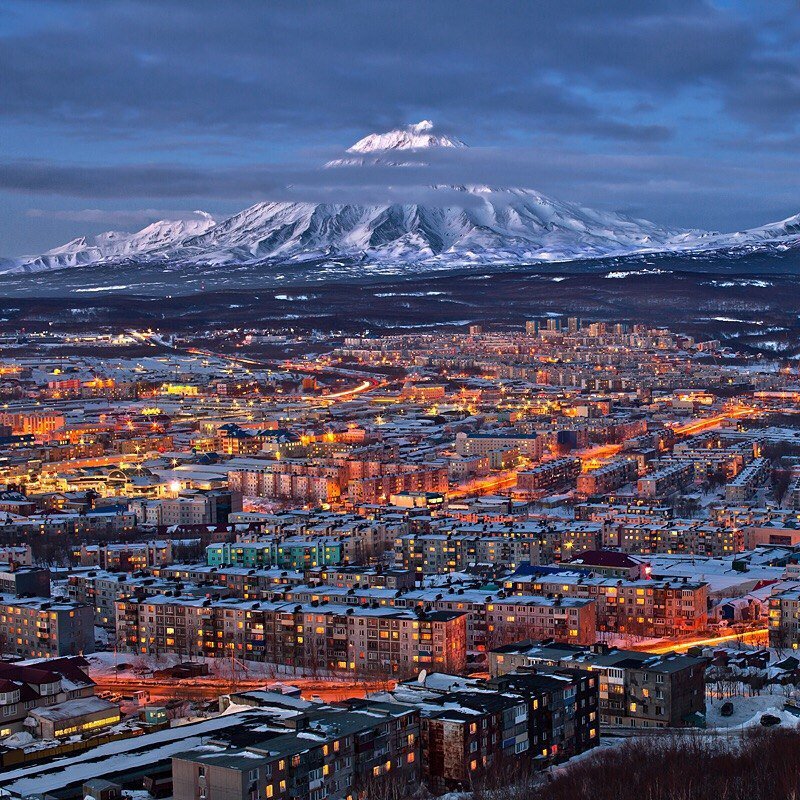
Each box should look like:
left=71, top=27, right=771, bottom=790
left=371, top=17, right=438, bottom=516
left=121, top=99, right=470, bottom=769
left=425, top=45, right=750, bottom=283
left=346, top=120, right=467, bottom=154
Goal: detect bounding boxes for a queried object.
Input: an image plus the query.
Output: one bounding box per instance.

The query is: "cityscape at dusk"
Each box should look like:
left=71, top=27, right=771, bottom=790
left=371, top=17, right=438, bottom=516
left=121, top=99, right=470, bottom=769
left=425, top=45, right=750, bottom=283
left=1, top=3, right=800, bottom=800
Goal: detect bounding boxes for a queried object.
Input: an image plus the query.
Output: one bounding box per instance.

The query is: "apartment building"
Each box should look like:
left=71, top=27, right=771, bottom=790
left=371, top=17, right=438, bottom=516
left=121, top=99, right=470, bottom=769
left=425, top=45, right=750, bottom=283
left=490, top=641, right=706, bottom=729
left=0, top=596, right=94, bottom=658
left=115, top=595, right=467, bottom=676
left=503, top=572, right=708, bottom=638
left=346, top=465, right=449, bottom=504
left=725, top=457, right=769, bottom=503
left=490, top=669, right=599, bottom=758
left=206, top=539, right=344, bottom=570
left=576, top=459, right=638, bottom=496
left=154, top=563, right=306, bottom=598
left=308, top=566, right=416, bottom=591
left=637, top=462, right=694, bottom=498
left=0, top=564, right=51, bottom=597
left=280, top=584, right=596, bottom=652
left=606, top=519, right=743, bottom=557
left=516, top=458, right=581, bottom=494
left=395, top=533, right=539, bottom=574
left=67, top=569, right=234, bottom=629
left=383, top=668, right=598, bottom=791
left=173, top=701, right=421, bottom=800
left=454, top=431, right=545, bottom=459
left=788, top=471, right=800, bottom=510
left=0, top=545, right=32, bottom=568
left=228, top=462, right=343, bottom=504
left=0, top=656, right=112, bottom=737
left=0, top=411, right=65, bottom=439
left=2, top=509, right=137, bottom=538
left=768, top=589, right=800, bottom=648
left=131, top=493, right=217, bottom=527
left=74, top=541, right=174, bottom=570
left=484, top=596, right=597, bottom=648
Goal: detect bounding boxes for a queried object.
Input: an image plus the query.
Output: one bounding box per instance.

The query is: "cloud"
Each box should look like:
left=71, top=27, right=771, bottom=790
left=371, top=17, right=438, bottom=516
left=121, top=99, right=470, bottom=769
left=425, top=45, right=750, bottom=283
left=1, top=0, right=784, bottom=142
left=5, top=139, right=800, bottom=235
left=24, top=208, right=211, bottom=225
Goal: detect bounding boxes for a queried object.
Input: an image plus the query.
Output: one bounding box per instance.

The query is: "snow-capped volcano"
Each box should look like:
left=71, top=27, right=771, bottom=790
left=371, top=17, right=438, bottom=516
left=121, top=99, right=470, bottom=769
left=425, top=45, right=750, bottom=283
left=347, top=120, right=466, bottom=153
left=4, top=122, right=800, bottom=277
left=324, top=120, right=464, bottom=167
left=167, top=185, right=680, bottom=267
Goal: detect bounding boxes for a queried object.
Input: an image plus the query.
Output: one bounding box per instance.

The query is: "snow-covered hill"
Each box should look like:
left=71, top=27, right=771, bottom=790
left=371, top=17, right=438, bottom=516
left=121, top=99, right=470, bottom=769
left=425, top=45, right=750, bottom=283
left=5, top=122, right=800, bottom=276
left=12, top=212, right=216, bottom=273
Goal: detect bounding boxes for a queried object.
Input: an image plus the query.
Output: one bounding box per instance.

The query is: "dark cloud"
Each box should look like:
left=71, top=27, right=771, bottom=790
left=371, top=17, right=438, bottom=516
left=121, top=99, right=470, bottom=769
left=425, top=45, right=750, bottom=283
left=0, top=0, right=780, bottom=140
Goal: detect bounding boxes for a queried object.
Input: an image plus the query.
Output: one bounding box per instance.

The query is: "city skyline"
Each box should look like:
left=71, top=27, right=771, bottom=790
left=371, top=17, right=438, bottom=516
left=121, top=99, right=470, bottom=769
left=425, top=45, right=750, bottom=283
left=0, top=6, right=799, bottom=798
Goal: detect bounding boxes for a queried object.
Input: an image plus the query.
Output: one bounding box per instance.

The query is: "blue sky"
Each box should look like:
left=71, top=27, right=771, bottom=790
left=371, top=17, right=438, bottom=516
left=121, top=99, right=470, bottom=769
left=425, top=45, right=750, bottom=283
left=2, top=0, right=800, bottom=256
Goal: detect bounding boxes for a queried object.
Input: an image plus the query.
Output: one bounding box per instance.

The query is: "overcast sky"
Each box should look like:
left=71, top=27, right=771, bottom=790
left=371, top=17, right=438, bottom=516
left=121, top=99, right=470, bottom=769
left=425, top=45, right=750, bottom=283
left=2, top=0, right=800, bottom=256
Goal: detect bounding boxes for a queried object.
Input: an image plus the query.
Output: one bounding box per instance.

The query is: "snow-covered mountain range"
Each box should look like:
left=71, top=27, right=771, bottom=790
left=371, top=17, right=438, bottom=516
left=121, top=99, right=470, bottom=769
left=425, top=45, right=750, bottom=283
left=5, top=122, right=800, bottom=276
left=9, top=212, right=216, bottom=274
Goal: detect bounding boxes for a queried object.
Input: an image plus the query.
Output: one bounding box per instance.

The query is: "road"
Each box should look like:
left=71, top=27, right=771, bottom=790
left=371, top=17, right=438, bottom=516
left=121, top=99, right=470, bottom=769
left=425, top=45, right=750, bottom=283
left=182, top=345, right=383, bottom=403
left=92, top=673, right=394, bottom=704
left=670, top=406, right=759, bottom=437
left=629, top=627, right=769, bottom=654
left=577, top=443, right=623, bottom=466
left=448, top=469, right=519, bottom=499
left=573, top=405, right=760, bottom=469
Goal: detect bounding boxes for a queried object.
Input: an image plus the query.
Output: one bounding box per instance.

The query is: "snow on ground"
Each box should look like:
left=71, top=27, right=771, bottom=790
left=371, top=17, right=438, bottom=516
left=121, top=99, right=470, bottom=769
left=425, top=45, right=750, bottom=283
left=85, top=650, right=326, bottom=680
left=705, top=692, right=800, bottom=729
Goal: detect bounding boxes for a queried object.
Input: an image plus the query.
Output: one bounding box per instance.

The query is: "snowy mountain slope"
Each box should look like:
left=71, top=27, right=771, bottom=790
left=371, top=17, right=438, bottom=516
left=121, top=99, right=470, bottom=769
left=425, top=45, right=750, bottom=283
left=10, top=212, right=216, bottom=273
left=4, top=121, right=800, bottom=276
left=156, top=184, right=684, bottom=268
